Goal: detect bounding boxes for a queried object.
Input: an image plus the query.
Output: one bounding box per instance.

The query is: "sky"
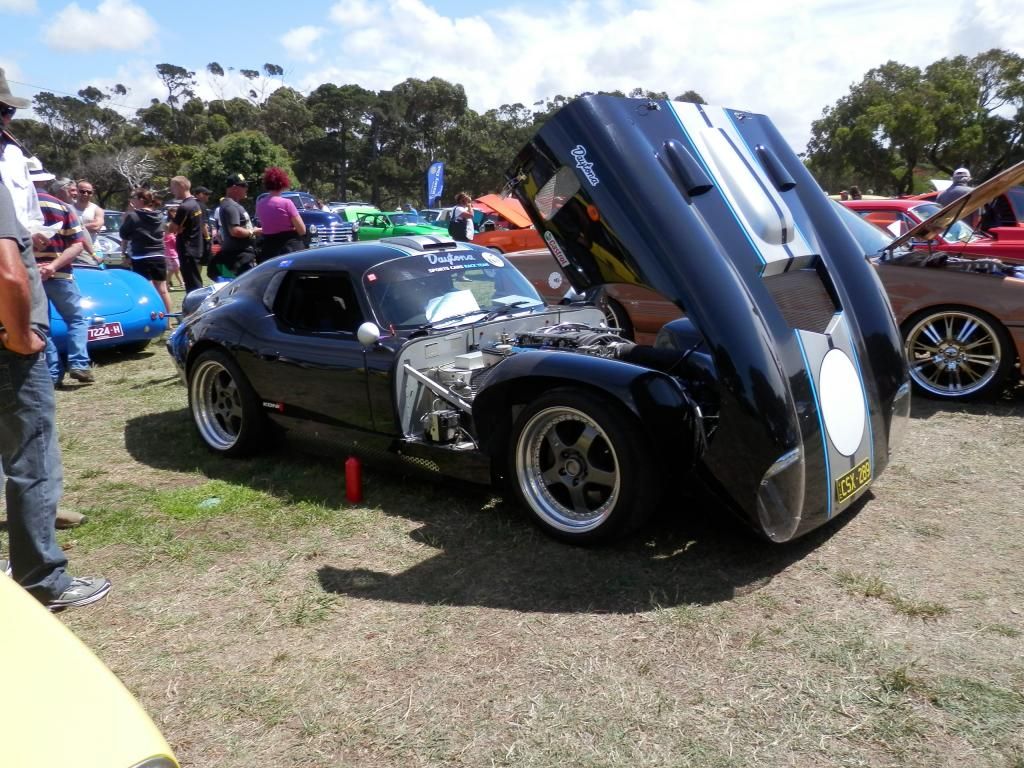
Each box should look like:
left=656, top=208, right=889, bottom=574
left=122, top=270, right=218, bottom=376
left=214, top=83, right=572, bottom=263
left=1, top=0, right=1022, bottom=156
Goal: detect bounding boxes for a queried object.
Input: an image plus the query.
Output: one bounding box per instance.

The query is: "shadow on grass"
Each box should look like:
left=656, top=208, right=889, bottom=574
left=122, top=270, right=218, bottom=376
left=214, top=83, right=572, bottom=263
left=909, top=380, right=1024, bottom=421
left=125, top=408, right=861, bottom=614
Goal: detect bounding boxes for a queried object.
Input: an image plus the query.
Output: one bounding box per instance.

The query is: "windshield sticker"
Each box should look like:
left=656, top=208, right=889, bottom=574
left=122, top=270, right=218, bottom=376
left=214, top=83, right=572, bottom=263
left=426, top=261, right=489, bottom=274
left=548, top=271, right=563, bottom=290
left=544, top=231, right=570, bottom=268
left=423, top=251, right=481, bottom=267
left=571, top=145, right=600, bottom=187
left=482, top=253, right=504, bottom=268
left=367, top=273, right=378, bottom=282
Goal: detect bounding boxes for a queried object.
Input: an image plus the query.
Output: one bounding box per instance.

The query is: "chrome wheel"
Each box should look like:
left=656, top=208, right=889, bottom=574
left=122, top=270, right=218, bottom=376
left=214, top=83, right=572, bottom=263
left=904, top=309, right=1009, bottom=399
left=514, top=405, right=621, bottom=534
left=188, top=350, right=267, bottom=456
left=191, top=358, right=244, bottom=451
left=601, top=297, right=634, bottom=340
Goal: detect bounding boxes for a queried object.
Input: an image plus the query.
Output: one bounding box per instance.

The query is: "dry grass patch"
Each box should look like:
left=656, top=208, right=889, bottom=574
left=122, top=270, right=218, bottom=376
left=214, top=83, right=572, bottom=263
left=3, top=334, right=1022, bottom=767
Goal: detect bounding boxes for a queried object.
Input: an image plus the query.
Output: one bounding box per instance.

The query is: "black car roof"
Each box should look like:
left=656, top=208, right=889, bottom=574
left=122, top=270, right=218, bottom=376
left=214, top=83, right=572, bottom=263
left=254, top=236, right=490, bottom=274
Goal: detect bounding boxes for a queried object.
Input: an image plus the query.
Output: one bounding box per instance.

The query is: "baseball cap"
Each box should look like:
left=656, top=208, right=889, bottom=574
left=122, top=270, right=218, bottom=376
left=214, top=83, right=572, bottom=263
left=194, top=185, right=212, bottom=195
left=952, top=167, right=971, bottom=182
left=26, top=155, right=55, bottom=182
left=225, top=173, right=249, bottom=187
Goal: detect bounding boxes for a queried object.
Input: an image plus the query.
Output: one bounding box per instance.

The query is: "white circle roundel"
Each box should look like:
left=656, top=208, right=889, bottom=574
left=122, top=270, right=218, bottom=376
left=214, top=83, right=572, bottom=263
left=818, top=349, right=866, bottom=457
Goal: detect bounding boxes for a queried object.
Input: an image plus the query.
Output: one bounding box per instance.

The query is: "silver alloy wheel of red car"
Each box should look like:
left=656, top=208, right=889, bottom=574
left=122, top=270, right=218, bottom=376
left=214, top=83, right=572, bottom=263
left=903, top=307, right=1012, bottom=399
left=514, top=404, right=622, bottom=535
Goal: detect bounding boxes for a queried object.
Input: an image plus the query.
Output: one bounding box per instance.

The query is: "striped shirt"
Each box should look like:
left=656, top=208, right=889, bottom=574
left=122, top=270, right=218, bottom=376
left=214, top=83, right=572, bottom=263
left=36, top=191, right=84, bottom=276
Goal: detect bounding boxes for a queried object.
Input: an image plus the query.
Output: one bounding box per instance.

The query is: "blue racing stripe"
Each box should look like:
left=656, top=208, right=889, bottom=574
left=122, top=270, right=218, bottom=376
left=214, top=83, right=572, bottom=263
left=794, top=330, right=833, bottom=519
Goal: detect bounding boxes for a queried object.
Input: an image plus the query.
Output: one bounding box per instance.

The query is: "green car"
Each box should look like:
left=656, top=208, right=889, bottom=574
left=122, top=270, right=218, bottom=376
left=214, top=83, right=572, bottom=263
left=356, top=211, right=448, bottom=240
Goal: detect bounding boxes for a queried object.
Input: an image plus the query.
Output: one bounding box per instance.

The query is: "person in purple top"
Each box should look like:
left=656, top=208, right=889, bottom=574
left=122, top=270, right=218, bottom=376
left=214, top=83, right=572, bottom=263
left=255, top=166, right=306, bottom=262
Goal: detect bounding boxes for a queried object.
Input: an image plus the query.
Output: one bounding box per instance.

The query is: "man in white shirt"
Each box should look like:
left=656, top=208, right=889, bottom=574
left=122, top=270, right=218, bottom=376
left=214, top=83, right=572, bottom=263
left=0, top=68, right=44, bottom=235
left=73, top=178, right=103, bottom=239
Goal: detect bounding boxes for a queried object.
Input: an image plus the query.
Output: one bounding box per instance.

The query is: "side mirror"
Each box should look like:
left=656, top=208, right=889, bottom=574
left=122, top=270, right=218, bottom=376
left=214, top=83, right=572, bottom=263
left=357, top=322, right=381, bottom=347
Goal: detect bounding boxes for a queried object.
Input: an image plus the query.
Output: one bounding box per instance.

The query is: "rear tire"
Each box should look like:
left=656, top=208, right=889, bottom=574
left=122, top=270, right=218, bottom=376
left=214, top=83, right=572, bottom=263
left=188, top=348, right=266, bottom=456
left=508, top=388, right=658, bottom=544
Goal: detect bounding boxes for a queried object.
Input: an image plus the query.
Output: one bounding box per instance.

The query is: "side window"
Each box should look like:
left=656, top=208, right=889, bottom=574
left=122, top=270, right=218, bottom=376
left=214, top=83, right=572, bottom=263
left=274, top=271, right=365, bottom=334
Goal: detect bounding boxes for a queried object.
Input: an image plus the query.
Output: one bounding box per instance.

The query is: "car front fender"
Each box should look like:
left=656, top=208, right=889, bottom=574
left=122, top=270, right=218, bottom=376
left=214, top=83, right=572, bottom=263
left=472, top=350, right=705, bottom=471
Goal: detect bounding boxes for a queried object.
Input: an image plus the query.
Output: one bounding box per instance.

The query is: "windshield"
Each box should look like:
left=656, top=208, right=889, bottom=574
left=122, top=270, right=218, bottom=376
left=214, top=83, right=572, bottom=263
left=832, top=200, right=893, bottom=255
left=364, top=251, right=544, bottom=329
left=912, top=202, right=975, bottom=242
left=1006, top=187, right=1024, bottom=224
left=103, top=210, right=122, bottom=232
left=389, top=213, right=417, bottom=226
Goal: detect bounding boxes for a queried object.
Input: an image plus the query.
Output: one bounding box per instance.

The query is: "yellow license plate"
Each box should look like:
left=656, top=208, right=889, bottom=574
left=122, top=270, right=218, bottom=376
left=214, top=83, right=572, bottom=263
left=835, top=458, right=871, bottom=503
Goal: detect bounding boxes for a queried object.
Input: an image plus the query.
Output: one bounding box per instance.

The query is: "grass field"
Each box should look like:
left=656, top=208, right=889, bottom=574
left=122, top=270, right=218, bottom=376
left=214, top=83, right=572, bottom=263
left=10, top=328, right=1024, bottom=767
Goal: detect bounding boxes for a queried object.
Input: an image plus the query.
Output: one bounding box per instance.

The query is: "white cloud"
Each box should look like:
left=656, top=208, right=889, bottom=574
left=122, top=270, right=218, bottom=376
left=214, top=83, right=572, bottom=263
left=45, top=0, right=157, bottom=52
left=296, top=0, right=1023, bottom=154
left=0, top=0, right=37, bottom=11
left=281, top=26, right=325, bottom=63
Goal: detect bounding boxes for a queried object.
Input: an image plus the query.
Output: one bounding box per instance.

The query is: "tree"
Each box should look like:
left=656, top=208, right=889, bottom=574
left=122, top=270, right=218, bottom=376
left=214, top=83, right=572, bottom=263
left=925, top=49, right=1024, bottom=178
left=305, top=83, right=376, bottom=201
left=806, top=49, right=1024, bottom=194
left=113, top=148, right=157, bottom=190
left=187, top=131, right=294, bottom=198
left=155, top=63, right=196, bottom=107
left=805, top=62, right=935, bottom=195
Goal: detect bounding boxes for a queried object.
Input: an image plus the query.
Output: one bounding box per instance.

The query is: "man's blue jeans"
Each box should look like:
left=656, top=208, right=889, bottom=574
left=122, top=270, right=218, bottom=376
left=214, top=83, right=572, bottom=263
left=43, top=277, right=91, bottom=381
left=0, top=347, right=72, bottom=601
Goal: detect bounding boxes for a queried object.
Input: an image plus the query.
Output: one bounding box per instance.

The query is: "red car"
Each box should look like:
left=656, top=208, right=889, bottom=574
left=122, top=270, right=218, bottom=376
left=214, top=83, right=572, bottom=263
left=910, top=184, right=1024, bottom=229
left=842, top=198, right=1024, bottom=264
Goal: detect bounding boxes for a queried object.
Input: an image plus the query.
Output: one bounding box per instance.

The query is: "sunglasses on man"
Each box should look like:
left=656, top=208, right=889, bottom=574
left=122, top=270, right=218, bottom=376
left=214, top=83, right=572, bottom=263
left=0, top=105, right=17, bottom=119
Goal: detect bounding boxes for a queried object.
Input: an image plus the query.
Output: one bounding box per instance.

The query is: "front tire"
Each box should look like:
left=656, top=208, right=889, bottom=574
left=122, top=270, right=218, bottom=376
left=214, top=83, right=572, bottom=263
left=508, top=388, right=658, bottom=544
left=188, top=348, right=266, bottom=456
left=902, top=306, right=1014, bottom=400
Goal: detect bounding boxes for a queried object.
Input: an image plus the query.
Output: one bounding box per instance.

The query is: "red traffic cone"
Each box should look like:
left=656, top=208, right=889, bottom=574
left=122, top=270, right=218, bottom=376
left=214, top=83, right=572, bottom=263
left=345, top=456, right=363, bottom=503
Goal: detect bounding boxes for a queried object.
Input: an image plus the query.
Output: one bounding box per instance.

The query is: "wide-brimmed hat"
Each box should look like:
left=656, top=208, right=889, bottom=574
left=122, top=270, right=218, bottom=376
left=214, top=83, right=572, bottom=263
left=0, top=68, right=30, bottom=109
left=26, top=155, right=55, bottom=182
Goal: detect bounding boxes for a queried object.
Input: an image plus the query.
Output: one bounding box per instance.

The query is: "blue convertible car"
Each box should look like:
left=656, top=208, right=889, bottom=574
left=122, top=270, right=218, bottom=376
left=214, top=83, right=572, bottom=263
left=50, top=264, right=169, bottom=355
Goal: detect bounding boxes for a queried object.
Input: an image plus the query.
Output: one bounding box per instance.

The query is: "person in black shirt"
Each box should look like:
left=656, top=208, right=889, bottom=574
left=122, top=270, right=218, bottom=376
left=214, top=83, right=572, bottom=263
left=209, top=173, right=260, bottom=280
left=167, top=175, right=204, bottom=292
left=194, top=185, right=213, bottom=265
left=120, top=188, right=171, bottom=313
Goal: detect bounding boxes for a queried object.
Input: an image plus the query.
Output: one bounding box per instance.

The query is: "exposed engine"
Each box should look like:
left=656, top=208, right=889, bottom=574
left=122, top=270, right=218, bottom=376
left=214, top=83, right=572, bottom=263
left=400, top=319, right=637, bottom=447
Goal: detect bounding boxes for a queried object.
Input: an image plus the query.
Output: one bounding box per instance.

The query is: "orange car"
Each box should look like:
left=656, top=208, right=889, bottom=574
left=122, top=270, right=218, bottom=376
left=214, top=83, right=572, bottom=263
left=472, top=194, right=545, bottom=253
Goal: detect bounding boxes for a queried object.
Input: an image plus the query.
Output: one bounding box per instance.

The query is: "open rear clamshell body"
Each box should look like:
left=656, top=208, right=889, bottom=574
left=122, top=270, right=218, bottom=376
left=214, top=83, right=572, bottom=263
left=507, top=96, right=910, bottom=541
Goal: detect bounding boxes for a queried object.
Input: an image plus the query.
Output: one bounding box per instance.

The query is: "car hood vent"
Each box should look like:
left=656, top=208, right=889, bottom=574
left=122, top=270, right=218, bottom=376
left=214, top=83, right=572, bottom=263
left=763, top=268, right=837, bottom=334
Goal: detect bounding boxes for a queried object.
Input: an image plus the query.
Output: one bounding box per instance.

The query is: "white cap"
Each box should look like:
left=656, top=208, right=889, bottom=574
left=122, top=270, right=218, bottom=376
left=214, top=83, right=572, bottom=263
left=26, top=155, right=55, bottom=182
left=952, top=167, right=971, bottom=182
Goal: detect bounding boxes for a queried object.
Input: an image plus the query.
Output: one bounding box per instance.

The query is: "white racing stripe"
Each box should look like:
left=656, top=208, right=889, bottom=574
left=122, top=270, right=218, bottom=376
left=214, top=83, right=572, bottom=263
left=668, top=102, right=815, bottom=267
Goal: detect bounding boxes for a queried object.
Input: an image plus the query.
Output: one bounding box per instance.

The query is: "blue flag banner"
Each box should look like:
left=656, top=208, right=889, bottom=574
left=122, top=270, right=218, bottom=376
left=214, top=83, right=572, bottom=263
left=426, top=162, right=445, bottom=207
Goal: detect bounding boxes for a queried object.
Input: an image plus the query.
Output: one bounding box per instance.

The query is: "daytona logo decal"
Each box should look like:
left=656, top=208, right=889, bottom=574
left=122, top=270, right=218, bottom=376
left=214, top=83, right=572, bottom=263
left=571, top=145, right=600, bottom=186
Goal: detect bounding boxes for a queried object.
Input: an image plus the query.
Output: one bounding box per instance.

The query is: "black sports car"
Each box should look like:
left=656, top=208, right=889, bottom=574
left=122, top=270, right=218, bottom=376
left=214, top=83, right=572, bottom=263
left=168, top=95, right=909, bottom=545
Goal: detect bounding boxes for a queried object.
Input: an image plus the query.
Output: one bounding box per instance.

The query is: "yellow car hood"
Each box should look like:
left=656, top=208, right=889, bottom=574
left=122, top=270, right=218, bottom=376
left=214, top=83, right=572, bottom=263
left=0, top=576, right=178, bottom=768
